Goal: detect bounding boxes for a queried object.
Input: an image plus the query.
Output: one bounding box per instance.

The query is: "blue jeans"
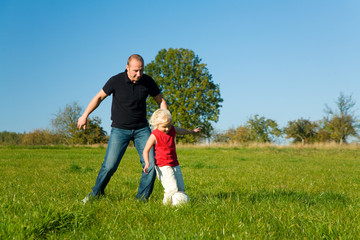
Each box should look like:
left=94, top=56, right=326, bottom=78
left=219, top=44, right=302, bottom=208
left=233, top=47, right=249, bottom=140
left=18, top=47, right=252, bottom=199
left=89, top=126, right=155, bottom=200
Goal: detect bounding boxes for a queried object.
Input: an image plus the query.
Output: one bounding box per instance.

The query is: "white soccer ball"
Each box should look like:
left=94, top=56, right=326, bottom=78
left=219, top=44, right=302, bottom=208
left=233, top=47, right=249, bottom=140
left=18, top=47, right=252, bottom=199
left=171, top=191, right=189, bottom=206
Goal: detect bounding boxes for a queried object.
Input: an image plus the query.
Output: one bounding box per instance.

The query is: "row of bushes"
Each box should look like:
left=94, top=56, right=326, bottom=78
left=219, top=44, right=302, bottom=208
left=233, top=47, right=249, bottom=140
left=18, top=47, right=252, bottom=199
left=0, top=129, right=109, bottom=146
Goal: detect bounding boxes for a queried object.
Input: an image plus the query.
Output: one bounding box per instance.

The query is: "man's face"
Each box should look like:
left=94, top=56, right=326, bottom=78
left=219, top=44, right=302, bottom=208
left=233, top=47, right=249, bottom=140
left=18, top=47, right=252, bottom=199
left=126, top=59, right=144, bottom=83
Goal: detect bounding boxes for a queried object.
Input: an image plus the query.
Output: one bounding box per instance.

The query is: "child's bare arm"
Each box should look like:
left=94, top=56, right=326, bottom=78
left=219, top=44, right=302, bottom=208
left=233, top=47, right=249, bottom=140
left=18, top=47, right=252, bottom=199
left=142, top=134, right=157, bottom=174
left=174, top=127, right=201, bottom=135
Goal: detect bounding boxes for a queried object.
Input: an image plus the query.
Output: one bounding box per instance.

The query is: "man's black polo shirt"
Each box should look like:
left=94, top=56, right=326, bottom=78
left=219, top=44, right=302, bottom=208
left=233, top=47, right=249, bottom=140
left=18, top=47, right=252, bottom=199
left=102, top=70, right=161, bottom=130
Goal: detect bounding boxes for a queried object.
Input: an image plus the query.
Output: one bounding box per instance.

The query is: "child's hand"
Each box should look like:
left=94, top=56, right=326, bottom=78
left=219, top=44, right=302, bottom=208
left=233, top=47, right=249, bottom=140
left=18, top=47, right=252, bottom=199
left=193, top=128, right=201, bottom=133
left=143, top=163, right=150, bottom=174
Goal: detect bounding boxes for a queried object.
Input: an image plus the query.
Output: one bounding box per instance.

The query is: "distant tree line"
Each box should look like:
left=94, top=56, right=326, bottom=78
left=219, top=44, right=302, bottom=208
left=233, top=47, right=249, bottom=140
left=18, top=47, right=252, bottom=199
left=213, top=93, right=360, bottom=145
left=2, top=93, right=358, bottom=146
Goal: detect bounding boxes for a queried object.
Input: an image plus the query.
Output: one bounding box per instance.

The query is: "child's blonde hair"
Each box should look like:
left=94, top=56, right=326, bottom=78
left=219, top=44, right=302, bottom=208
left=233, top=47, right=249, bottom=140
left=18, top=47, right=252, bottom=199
left=149, top=109, right=172, bottom=129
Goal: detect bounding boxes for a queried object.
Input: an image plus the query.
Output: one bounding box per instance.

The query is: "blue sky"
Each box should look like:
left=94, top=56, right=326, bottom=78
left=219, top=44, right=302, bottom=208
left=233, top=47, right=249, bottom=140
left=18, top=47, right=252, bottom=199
left=1, top=0, right=359, bottom=135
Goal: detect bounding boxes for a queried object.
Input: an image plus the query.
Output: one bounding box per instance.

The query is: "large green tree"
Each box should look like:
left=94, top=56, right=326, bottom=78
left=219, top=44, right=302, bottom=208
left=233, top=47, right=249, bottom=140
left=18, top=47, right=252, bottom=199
left=145, top=48, right=223, bottom=142
left=322, top=93, right=359, bottom=144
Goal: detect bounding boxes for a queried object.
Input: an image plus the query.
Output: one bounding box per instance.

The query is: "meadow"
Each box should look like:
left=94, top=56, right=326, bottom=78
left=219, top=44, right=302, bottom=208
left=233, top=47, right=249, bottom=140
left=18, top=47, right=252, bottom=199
left=1, top=145, right=360, bottom=239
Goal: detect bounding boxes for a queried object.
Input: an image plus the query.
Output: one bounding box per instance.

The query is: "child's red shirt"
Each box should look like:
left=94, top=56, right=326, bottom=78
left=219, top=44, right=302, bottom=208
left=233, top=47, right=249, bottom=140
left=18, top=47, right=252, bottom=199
left=152, top=126, right=179, bottom=167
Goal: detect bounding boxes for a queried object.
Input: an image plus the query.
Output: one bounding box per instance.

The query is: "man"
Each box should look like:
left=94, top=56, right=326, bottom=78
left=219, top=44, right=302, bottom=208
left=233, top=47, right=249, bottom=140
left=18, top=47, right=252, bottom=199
left=78, top=54, right=167, bottom=203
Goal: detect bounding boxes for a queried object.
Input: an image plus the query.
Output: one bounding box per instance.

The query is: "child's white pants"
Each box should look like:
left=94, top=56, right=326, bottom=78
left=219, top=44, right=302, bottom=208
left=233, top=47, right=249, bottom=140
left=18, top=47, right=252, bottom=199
left=155, top=165, right=185, bottom=204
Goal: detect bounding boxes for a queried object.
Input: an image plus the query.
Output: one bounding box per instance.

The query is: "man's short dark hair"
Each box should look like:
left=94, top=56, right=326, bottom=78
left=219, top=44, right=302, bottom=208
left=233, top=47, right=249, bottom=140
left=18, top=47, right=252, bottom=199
left=127, top=54, right=144, bottom=66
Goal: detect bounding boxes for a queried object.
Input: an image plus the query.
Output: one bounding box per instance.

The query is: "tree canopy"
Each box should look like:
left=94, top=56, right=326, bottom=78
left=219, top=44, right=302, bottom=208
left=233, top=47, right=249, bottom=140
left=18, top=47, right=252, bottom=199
left=322, top=93, right=359, bottom=144
left=247, top=115, right=282, bottom=143
left=284, top=118, right=318, bottom=144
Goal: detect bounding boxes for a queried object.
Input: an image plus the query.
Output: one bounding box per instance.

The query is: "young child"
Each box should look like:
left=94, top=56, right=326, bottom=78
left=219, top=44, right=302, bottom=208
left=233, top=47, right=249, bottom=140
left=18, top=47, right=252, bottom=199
left=143, top=109, right=200, bottom=204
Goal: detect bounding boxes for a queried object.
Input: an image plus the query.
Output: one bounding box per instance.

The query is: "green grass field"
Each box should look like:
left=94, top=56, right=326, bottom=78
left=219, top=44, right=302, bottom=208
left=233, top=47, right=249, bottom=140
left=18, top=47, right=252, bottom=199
left=1, top=145, right=360, bottom=239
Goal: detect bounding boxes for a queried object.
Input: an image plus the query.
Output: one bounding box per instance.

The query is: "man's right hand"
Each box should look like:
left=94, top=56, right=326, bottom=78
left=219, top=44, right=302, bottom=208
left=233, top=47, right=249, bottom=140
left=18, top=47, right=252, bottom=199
left=77, top=116, right=87, bottom=130
left=77, top=89, right=107, bottom=130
